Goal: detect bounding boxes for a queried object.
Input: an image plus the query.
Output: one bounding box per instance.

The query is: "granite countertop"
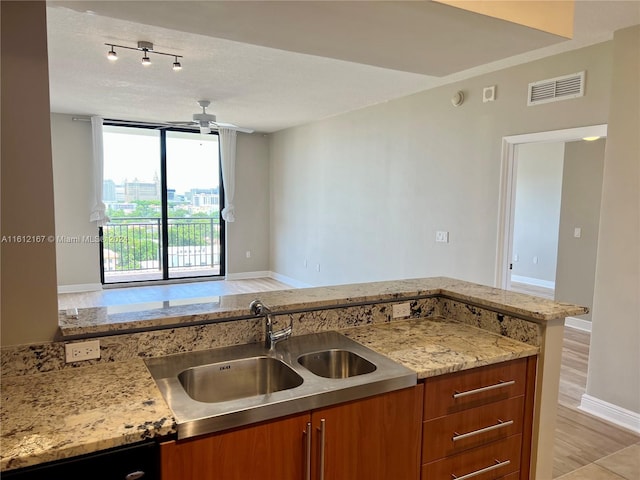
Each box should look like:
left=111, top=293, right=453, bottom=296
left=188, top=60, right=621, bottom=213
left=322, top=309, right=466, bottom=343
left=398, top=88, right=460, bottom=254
left=342, top=317, right=539, bottom=379
left=59, top=276, right=588, bottom=337
left=1, top=316, right=538, bottom=472
left=0, top=360, right=176, bottom=472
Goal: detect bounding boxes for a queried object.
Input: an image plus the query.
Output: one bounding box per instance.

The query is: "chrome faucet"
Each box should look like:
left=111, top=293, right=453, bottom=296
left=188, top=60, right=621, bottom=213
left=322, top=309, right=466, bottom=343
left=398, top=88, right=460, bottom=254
left=249, top=299, right=293, bottom=350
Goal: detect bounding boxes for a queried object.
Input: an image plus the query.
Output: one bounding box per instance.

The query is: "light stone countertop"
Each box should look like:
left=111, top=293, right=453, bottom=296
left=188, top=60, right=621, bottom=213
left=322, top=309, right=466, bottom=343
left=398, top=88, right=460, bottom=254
left=342, top=317, right=539, bottom=379
left=59, top=276, right=588, bottom=337
left=1, top=316, right=539, bottom=472
left=0, top=360, right=176, bottom=472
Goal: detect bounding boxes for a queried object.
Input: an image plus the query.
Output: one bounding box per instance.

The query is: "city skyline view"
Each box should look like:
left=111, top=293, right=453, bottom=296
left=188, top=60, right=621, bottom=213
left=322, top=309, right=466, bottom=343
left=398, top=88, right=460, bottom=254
left=103, top=126, right=220, bottom=197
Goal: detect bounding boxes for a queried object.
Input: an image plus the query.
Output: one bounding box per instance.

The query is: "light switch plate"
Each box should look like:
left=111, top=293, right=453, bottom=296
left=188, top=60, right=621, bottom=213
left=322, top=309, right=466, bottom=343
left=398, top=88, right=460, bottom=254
left=574, top=227, right=582, bottom=238
left=435, top=231, right=449, bottom=243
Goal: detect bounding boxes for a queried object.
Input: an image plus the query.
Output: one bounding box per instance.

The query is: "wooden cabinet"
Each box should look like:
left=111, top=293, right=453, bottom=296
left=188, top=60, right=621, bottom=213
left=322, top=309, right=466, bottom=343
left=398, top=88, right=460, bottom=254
left=312, top=384, right=423, bottom=480
left=161, top=385, right=423, bottom=480
left=161, top=413, right=309, bottom=480
left=421, top=357, right=537, bottom=480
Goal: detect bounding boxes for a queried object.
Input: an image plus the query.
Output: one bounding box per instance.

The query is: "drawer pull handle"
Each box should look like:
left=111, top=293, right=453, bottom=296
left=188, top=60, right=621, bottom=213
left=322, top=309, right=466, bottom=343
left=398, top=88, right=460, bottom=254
left=451, top=459, right=511, bottom=480
left=452, top=419, right=514, bottom=442
left=453, top=380, right=515, bottom=399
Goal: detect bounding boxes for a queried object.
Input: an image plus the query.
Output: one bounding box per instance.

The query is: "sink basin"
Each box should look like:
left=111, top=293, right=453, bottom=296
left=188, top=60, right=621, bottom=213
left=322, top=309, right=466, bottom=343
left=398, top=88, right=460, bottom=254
left=298, top=349, right=376, bottom=378
left=145, top=330, right=416, bottom=439
left=178, top=356, right=303, bottom=403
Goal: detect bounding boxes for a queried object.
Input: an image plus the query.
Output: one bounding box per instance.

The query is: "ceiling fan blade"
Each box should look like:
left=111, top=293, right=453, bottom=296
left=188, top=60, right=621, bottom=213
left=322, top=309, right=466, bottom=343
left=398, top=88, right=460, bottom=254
left=214, top=122, right=255, bottom=134
left=166, top=121, right=195, bottom=125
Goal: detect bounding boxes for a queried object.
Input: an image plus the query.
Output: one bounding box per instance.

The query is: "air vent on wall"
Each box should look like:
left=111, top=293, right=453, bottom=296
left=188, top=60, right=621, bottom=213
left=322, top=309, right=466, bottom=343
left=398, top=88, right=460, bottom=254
left=527, top=71, right=585, bottom=106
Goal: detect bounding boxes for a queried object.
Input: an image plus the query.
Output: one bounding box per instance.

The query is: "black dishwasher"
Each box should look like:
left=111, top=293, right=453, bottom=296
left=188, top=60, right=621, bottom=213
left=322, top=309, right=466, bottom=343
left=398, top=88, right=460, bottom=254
left=2, top=440, right=159, bottom=480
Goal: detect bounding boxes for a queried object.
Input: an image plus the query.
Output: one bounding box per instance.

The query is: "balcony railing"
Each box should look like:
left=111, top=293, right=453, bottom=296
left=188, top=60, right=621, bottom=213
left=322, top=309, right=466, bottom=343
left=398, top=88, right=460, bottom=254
left=102, top=217, right=220, bottom=278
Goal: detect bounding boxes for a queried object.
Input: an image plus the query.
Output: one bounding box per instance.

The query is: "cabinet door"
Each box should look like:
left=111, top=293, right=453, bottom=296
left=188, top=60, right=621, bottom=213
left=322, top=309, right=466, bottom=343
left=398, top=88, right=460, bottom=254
left=161, top=412, right=311, bottom=480
left=311, top=385, right=423, bottom=480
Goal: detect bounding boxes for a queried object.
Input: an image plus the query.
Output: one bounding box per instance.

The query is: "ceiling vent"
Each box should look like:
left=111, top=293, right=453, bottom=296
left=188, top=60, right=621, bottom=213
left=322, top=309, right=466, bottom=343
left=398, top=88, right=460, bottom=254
left=527, top=71, right=585, bottom=106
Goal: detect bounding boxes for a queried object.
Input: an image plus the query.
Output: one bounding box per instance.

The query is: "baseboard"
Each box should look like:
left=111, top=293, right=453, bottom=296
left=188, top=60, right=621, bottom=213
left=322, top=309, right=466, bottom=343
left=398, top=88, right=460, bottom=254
left=565, top=316, right=592, bottom=332
left=58, top=283, right=102, bottom=294
left=269, top=272, right=314, bottom=289
left=510, top=275, right=555, bottom=289
left=579, top=393, right=640, bottom=434
left=225, top=271, right=271, bottom=281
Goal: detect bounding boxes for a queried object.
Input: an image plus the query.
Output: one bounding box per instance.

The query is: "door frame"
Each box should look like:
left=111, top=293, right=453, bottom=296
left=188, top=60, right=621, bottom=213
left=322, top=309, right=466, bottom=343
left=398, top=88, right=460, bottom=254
left=494, top=124, right=608, bottom=290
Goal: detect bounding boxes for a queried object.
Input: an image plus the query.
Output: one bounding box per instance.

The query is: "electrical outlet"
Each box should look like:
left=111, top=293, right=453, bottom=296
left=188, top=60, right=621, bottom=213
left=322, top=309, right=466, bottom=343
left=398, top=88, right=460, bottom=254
left=435, top=231, right=449, bottom=243
left=392, top=302, right=411, bottom=318
left=65, top=340, right=100, bottom=363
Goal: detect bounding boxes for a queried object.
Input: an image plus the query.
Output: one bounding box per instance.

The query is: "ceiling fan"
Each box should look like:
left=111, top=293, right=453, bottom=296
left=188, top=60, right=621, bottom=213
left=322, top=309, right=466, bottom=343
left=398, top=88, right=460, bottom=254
left=168, top=100, right=254, bottom=134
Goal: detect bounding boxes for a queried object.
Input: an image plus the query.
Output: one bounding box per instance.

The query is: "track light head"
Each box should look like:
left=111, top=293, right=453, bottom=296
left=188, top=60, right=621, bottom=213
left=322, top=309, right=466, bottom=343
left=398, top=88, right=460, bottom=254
left=172, top=57, right=182, bottom=71
left=141, top=51, right=152, bottom=66
left=107, top=46, right=118, bottom=61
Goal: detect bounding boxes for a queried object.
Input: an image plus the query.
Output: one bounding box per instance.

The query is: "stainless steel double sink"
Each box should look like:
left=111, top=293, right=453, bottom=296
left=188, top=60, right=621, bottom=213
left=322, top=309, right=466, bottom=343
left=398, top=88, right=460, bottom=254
left=145, top=331, right=416, bottom=439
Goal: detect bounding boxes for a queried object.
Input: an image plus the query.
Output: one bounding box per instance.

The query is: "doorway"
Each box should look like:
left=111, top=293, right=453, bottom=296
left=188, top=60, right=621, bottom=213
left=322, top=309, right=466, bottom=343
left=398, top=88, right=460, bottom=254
left=496, top=125, right=607, bottom=299
left=510, top=141, right=565, bottom=300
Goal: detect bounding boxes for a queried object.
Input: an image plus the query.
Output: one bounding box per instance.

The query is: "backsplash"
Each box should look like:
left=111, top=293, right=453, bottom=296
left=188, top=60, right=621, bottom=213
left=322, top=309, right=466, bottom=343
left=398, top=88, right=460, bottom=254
left=1, top=297, right=440, bottom=376
left=440, top=298, right=542, bottom=346
left=1, top=295, right=546, bottom=377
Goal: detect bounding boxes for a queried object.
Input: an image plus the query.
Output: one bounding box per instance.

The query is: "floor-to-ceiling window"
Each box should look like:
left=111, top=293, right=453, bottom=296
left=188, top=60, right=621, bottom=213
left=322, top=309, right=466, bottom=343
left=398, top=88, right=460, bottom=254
left=100, top=125, right=224, bottom=284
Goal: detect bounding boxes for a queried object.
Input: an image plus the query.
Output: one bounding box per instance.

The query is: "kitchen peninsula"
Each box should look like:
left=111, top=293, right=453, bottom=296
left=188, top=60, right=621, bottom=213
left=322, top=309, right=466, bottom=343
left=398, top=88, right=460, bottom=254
left=1, top=277, right=586, bottom=479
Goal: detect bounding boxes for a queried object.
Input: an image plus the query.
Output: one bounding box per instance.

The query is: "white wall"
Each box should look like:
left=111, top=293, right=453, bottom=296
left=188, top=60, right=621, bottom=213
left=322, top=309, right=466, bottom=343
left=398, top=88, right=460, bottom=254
left=50, top=115, right=271, bottom=287
left=586, top=26, right=640, bottom=420
left=555, top=139, right=606, bottom=323
left=225, top=133, right=271, bottom=275
left=269, top=41, right=612, bottom=287
left=511, top=142, right=564, bottom=284
left=51, top=113, right=102, bottom=288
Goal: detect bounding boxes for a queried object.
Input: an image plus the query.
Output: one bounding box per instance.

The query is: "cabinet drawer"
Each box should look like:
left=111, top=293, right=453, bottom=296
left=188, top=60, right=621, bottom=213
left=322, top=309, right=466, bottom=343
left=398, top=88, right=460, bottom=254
left=423, top=396, right=525, bottom=463
left=424, top=358, right=527, bottom=420
left=422, top=435, right=521, bottom=480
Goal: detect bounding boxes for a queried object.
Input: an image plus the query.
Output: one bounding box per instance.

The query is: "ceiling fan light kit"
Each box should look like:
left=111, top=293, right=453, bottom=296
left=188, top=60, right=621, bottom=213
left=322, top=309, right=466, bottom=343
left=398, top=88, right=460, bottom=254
left=105, top=41, right=183, bottom=71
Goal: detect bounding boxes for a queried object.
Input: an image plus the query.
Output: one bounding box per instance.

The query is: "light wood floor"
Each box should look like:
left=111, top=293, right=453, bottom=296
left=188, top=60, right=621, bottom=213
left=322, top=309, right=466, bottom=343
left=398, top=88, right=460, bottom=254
left=553, top=327, right=640, bottom=478
left=510, top=281, right=555, bottom=300
left=58, top=277, right=293, bottom=310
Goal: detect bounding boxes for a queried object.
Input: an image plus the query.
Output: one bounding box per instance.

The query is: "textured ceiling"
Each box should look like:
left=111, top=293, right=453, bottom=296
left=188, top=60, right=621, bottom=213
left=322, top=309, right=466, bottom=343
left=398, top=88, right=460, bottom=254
left=46, top=1, right=640, bottom=133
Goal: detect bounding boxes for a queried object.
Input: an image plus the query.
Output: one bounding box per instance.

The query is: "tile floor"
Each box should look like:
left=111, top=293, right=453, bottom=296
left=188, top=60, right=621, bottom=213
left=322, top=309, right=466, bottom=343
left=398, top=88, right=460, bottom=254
left=557, top=443, right=640, bottom=479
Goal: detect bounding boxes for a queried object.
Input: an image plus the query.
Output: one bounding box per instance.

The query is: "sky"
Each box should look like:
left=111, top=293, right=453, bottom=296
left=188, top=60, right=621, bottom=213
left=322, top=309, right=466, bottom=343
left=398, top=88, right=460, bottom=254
left=103, top=126, right=220, bottom=196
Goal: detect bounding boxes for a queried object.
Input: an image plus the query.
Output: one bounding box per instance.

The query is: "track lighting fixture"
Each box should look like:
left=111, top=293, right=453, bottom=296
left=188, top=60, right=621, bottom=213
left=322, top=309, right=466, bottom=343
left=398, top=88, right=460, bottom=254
left=104, top=41, right=183, bottom=70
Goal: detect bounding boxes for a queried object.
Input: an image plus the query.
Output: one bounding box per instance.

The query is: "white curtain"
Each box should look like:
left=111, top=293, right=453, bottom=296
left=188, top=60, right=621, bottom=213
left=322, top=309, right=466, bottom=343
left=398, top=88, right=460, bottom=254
left=219, top=128, right=237, bottom=222
left=89, top=116, right=110, bottom=226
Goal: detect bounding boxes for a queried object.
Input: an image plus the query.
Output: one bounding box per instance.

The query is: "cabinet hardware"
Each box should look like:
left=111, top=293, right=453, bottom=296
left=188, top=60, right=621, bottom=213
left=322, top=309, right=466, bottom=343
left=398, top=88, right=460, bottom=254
left=125, top=471, right=146, bottom=480
left=318, top=419, right=326, bottom=480
left=451, top=459, right=511, bottom=480
left=452, top=419, right=514, bottom=441
left=304, top=422, right=312, bottom=480
left=452, top=380, right=515, bottom=399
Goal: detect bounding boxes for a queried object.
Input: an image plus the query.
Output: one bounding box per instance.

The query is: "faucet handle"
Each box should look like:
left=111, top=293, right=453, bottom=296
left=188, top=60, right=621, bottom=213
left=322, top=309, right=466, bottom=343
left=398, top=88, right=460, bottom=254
left=249, top=299, right=270, bottom=316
